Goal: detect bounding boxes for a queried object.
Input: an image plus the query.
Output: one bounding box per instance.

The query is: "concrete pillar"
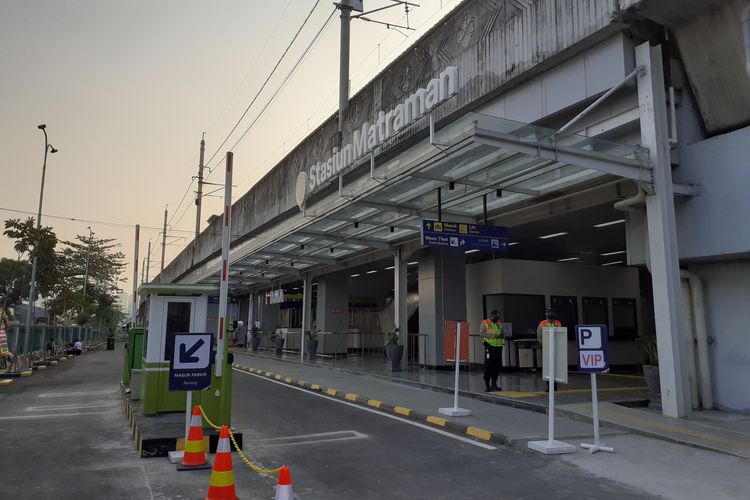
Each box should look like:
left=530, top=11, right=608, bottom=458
left=418, top=249, right=466, bottom=367
left=393, top=247, right=408, bottom=369
left=315, top=272, right=349, bottom=332
left=301, top=273, right=313, bottom=360
left=636, top=42, right=690, bottom=418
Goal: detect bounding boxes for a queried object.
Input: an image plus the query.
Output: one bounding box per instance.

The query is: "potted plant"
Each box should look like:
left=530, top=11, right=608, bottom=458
left=305, top=329, right=319, bottom=358
left=270, top=328, right=284, bottom=355
left=636, top=335, right=661, bottom=410
left=250, top=326, right=262, bottom=352
left=384, top=326, right=403, bottom=372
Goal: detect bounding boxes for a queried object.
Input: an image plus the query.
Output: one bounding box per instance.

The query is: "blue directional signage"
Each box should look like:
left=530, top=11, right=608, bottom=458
left=169, top=333, right=213, bottom=391
left=576, top=325, right=609, bottom=373
left=421, top=219, right=509, bottom=251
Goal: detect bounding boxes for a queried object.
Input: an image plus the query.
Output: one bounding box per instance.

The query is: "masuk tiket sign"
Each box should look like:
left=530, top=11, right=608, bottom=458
left=576, top=325, right=609, bottom=373
left=421, top=219, right=509, bottom=251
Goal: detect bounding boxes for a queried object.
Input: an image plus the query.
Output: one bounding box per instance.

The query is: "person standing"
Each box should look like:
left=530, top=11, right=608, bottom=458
left=480, top=310, right=504, bottom=392
left=537, top=308, right=562, bottom=391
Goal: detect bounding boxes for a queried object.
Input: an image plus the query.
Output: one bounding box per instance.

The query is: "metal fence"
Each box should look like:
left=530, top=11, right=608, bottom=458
left=252, top=330, right=427, bottom=365
left=3, top=325, right=104, bottom=358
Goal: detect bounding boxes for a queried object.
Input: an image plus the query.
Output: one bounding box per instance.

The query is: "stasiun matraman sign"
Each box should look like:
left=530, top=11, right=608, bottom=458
left=303, top=66, right=459, bottom=198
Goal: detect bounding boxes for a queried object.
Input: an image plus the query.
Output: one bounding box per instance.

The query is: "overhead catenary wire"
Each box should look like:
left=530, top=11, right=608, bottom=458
left=203, top=0, right=323, bottom=171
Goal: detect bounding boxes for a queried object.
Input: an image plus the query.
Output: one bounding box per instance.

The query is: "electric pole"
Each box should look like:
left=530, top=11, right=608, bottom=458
left=338, top=1, right=352, bottom=145
left=82, top=226, right=93, bottom=298
left=195, top=133, right=206, bottom=239
left=161, top=207, right=168, bottom=278
left=145, top=240, right=151, bottom=283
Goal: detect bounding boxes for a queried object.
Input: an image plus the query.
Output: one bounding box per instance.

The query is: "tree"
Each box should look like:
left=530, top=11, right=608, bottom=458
left=0, top=257, right=31, bottom=322
left=48, top=232, right=126, bottom=326
left=3, top=218, right=58, bottom=298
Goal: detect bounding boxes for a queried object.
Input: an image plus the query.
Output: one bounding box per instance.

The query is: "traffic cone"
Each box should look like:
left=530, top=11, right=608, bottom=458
left=178, top=406, right=211, bottom=470
left=206, top=425, right=237, bottom=500
left=274, top=466, right=293, bottom=500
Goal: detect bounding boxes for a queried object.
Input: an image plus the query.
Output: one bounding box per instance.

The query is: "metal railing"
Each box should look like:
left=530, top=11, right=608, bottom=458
left=1, top=325, right=104, bottom=372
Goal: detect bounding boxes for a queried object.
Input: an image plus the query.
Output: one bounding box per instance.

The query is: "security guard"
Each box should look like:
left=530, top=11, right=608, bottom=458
left=537, top=307, right=562, bottom=391
left=480, top=310, right=504, bottom=392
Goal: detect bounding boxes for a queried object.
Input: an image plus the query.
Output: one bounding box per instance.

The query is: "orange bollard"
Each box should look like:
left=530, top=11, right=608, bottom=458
left=206, top=425, right=237, bottom=500
left=179, top=406, right=211, bottom=470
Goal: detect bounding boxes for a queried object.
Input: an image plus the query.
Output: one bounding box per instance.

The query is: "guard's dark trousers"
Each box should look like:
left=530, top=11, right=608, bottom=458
left=483, top=342, right=503, bottom=390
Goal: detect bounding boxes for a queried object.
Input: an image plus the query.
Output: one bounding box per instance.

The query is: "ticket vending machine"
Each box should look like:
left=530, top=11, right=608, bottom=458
left=136, top=284, right=233, bottom=427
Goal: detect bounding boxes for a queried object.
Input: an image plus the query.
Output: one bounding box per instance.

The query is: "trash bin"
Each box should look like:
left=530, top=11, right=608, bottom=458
left=106, top=338, right=115, bottom=350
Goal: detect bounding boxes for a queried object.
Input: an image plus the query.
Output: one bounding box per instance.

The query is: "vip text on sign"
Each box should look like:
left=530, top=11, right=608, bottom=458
left=421, top=219, right=509, bottom=252
left=576, top=325, right=609, bottom=373
left=169, top=333, right=213, bottom=391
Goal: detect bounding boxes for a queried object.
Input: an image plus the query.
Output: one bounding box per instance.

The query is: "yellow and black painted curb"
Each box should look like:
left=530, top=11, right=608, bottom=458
left=232, top=363, right=504, bottom=446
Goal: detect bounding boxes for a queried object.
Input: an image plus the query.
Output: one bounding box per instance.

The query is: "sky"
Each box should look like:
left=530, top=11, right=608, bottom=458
left=0, top=0, right=464, bottom=301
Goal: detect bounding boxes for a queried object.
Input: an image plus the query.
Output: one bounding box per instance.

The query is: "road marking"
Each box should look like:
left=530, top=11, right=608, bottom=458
left=26, top=402, right=119, bottom=412
left=38, top=390, right=117, bottom=398
left=253, top=430, right=368, bottom=448
left=0, top=410, right=120, bottom=420
left=233, top=369, right=497, bottom=450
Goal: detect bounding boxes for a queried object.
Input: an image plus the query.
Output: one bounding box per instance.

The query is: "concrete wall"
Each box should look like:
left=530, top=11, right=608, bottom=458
left=689, top=261, right=750, bottom=413
left=673, top=125, right=750, bottom=260
left=161, top=0, right=626, bottom=284
left=465, top=258, right=642, bottom=365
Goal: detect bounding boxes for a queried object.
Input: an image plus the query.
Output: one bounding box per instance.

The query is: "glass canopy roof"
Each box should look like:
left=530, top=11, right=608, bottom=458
left=187, top=112, right=651, bottom=288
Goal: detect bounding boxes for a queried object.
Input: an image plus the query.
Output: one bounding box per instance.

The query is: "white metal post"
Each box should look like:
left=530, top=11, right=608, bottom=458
left=528, top=327, right=576, bottom=454
left=439, top=322, right=471, bottom=417
left=393, top=247, right=408, bottom=370
left=215, top=152, right=233, bottom=377
left=581, top=373, right=615, bottom=453
left=185, top=391, right=192, bottom=444
left=301, top=273, right=312, bottom=361
left=636, top=42, right=690, bottom=418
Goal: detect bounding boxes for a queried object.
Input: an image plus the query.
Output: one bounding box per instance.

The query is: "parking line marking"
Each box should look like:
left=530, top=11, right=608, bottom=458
left=0, top=410, right=120, bottom=421
left=233, top=369, right=496, bottom=450
left=38, top=390, right=117, bottom=398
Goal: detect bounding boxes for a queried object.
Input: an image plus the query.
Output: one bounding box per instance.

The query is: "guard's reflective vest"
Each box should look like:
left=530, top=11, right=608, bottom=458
left=482, top=320, right=503, bottom=347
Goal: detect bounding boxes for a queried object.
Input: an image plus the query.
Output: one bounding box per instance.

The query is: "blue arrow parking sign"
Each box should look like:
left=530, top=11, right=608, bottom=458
left=169, top=333, right=213, bottom=391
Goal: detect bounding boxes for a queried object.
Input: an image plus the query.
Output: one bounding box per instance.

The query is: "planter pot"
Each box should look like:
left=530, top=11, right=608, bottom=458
left=643, top=365, right=662, bottom=411
left=251, top=336, right=261, bottom=352
left=305, top=339, right=319, bottom=358
left=385, top=345, right=404, bottom=372
left=274, top=337, right=285, bottom=355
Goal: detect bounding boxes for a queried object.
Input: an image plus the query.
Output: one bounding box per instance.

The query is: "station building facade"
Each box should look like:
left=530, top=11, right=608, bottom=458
left=158, top=0, right=750, bottom=417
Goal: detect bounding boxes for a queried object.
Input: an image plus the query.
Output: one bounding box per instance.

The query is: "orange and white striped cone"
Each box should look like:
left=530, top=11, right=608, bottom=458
left=178, top=406, right=211, bottom=470
left=274, top=466, right=293, bottom=500
left=206, top=425, right=237, bottom=500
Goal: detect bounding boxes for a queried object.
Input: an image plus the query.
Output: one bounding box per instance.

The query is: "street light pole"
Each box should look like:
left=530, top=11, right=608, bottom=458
left=82, top=226, right=93, bottom=298
left=23, top=124, right=57, bottom=364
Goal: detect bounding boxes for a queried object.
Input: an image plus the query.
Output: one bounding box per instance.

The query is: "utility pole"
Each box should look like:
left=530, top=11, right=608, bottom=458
left=82, top=226, right=93, bottom=298
left=145, top=240, right=151, bottom=283
left=195, top=133, right=206, bottom=239
left=131, top=224, right=139, bottom=327
left=338, top=1, right=352, bottom=145
left=160, top=207, right=168, bottom=278
left=141, top=258, right=146, bottom=287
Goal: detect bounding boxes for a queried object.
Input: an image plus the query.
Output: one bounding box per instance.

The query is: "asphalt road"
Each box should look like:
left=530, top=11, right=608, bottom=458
left=0, top=349, right=658, bottom=499
left=230, top=367, right=658, bottom=499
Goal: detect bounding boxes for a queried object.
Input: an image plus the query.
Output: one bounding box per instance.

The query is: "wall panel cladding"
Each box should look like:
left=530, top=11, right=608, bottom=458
left=163, top=0, right=621, bottom=283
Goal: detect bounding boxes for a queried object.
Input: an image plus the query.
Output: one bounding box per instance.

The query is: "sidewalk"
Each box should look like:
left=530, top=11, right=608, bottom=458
left=232, top=349, right=750, bottom=458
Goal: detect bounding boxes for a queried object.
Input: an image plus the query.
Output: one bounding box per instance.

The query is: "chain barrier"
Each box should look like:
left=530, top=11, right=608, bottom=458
left=198, top=405, right=282, bottom=476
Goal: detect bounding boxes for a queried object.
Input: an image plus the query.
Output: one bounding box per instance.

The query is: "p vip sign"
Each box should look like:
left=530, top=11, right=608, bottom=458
left=576, top=325, right=609, bottom=373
